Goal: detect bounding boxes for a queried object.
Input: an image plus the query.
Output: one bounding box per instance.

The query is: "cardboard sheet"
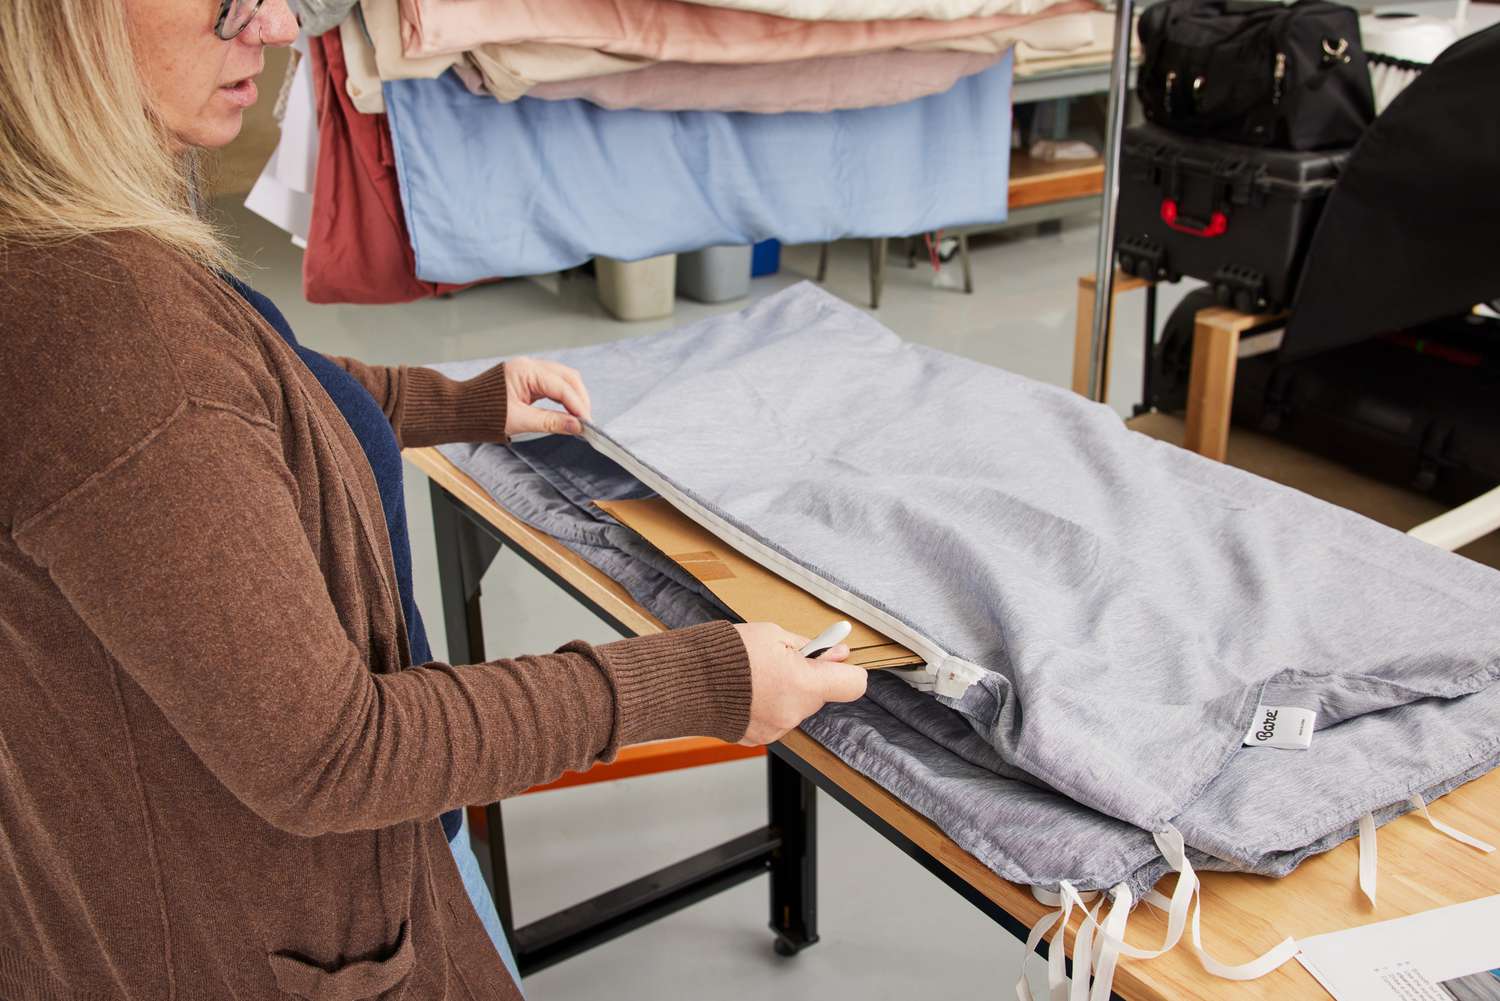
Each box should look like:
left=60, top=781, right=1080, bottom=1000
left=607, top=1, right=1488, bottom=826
left=595, top=497, right=923, bottom=670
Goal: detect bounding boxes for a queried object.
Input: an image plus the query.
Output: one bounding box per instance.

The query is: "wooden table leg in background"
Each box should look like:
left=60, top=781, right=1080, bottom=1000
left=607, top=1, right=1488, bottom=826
left=1183, top=307, right=1286, bottom=462
left=1073, top=271, right=1150, bottom=400
left=1183, top=309, right=1241, bottom=462
left=1070, top=277, right=1285, bottom=462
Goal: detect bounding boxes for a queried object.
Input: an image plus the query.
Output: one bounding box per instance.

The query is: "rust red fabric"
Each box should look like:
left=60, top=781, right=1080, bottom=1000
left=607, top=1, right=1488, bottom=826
left=304, top=31, right=490, bottom=303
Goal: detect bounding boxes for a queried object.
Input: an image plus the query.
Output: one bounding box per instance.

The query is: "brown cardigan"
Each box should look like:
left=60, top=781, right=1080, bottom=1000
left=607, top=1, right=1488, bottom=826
left=0, top=233, right=752, bottom=1001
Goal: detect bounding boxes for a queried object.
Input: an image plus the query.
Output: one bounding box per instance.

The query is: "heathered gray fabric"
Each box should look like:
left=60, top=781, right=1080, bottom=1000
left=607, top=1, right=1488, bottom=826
left=438, top=439, right=733, bottom=630
left=803, top=675, right=1170, bottom=897
left=432, top=429, right=1500, bottom=899
left=430, top=282, right=1500, bottom=890
left=440, top=419, right=1500, bottom=893
left=1175, top=679, right=1500, bottom=873
left=436, top=435, right=1169, bottom=894
left=438, top=283, right=1500, bottom=833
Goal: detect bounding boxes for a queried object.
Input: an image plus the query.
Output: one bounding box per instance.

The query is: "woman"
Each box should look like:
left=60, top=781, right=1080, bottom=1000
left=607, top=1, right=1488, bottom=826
left=0, top=3, right=869, bottom=1000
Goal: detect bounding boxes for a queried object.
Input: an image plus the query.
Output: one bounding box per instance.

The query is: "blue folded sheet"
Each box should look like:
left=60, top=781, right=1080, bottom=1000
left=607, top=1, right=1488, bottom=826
left=384, top=54, right=1012, bottom=281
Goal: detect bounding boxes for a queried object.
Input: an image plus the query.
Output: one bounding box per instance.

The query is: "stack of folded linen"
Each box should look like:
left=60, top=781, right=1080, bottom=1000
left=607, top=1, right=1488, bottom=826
left=1011, top=8, right=1137, bottom=76
left=324, top=0, right=1101, bottom=108
left=376, top=0, right=1099, bottom=108
left=260, top=0, right=1103, bottom=299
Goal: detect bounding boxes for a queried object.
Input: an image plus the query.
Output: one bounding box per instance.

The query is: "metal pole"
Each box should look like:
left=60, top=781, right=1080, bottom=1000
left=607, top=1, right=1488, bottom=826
left=1086, top=0, right=1137, bottom=401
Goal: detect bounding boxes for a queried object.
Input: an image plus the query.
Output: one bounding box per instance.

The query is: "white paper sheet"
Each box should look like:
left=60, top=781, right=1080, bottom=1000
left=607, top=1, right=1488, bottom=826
left=1297, top=895, right=1500, bottom=1001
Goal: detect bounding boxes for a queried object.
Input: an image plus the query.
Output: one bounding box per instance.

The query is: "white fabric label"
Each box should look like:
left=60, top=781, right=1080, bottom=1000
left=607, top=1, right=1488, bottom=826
left=1243, top=705, right=1316, bottom=749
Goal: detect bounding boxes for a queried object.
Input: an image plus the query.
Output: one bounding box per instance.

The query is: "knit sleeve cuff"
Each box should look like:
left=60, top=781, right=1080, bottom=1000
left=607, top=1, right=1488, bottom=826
left=396, top=363, right=509, bottom=448
left=599, top=621, right=752, bottom=748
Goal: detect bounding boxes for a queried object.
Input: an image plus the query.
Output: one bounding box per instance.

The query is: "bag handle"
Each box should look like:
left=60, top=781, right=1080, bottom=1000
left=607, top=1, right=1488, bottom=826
left=1160, top=198, right=1229, bottom=237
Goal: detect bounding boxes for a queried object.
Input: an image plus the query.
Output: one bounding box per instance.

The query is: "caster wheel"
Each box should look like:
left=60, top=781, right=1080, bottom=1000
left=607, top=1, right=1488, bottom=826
left=773, top=938, right=800, bottom=957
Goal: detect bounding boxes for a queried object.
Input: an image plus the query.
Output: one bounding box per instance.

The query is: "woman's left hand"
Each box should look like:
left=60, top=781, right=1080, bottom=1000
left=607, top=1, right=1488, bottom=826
left=504, top=357, right=593, bottom=437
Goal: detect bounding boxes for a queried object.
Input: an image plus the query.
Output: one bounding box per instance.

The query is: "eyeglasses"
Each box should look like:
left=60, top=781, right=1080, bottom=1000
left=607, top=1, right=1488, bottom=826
left=214, top=0, right=267, bottom=40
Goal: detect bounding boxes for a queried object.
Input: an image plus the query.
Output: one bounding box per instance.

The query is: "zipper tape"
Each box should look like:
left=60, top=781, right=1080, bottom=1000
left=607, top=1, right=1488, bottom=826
left=582, top=426, right=987, bottom=695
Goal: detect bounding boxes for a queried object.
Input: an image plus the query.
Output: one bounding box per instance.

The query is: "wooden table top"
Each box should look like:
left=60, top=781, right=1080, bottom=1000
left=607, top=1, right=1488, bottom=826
left=407, top=445, right=1500, bottom=1001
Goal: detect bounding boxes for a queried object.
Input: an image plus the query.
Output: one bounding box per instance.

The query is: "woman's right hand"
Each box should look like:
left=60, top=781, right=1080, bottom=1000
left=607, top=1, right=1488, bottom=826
left=733, top=622, right=868, bottom=746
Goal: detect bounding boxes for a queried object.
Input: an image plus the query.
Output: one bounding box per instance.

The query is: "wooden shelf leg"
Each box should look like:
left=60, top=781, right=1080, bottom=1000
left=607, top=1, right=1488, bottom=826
left=1073, top=277, right=1097, bottom=397
left=1184, top=313, right=1242, bottom=463
left=1073, top=272, right=1157, bottom=403
left=1073, top=276, right=1117, bottom=400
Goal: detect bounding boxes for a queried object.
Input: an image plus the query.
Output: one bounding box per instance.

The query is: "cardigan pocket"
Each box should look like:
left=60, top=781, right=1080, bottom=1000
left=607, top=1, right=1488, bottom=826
left=268, top=920, right=414, bottom=1001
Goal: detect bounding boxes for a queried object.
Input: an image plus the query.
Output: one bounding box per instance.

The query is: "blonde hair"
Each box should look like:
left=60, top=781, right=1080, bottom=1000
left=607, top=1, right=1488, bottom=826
left=0, top=0, right=234, bottom=270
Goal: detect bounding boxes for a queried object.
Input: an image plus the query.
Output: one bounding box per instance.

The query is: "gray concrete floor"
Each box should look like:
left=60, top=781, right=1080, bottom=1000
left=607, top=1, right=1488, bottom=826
left=218, top=199, right=1194, bottom=999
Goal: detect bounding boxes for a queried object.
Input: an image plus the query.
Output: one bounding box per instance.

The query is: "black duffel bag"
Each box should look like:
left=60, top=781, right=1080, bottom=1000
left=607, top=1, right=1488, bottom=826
left=1137, top=0, right=1376, bottom=150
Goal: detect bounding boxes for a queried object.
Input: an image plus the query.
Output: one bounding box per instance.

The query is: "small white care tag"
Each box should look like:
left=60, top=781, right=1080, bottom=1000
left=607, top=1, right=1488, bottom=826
left=1244, top=705, right=1316, bottom=749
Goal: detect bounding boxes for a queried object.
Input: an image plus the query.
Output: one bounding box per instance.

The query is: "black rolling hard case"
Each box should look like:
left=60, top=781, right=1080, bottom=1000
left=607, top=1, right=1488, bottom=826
left=1115, top=123, right=1348, bottom=313
left=1153, top=289, right=1500, bottom=505
left=1232, top=312, right=1500, bottom=503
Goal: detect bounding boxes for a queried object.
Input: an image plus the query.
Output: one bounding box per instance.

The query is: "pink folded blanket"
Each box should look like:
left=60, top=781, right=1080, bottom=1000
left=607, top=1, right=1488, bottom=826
left=523, top=48, right=1005, bottom=112
left=401, top=0, right=1097, bottom=63
left=610, top=0, right=1064, bottom=19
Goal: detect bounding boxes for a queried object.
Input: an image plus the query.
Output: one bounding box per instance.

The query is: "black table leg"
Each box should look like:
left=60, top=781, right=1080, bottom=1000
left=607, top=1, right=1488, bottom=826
left=768, top=751, right=819, bottom=956
left=429, top=482, right=502, bottom=666
left=429, top=482, right=513, bottom=936
left=482, top=802, right=516, bottom=936
left=428, top=480, right=816, bottom=972
left=1135, top=281, right=1160, bottom=417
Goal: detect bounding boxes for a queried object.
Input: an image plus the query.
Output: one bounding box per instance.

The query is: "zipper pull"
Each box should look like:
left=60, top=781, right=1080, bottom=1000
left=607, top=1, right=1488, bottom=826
left=1322, top=37, right=1351, bottom=64
left=1272, top=52, right=1286, bottom=104
left=1165, top=70, right=1177, bottom=114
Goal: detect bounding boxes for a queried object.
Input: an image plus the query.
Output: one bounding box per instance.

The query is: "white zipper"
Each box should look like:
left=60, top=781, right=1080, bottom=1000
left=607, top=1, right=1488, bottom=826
left=583, top=427, right=985, bottom=696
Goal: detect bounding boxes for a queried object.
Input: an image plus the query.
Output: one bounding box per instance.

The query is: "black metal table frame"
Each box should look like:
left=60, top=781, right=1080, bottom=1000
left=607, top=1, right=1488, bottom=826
left=429, top=479, right=1105, bottom=991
